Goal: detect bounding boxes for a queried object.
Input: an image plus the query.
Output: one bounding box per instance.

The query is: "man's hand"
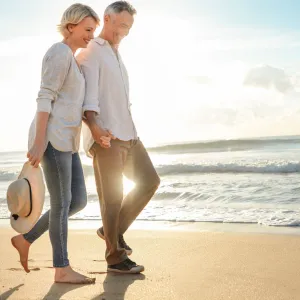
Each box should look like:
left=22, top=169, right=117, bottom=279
left=91, top=125, right=115, bottom=148
left=84, top=111, right=115, bottom=148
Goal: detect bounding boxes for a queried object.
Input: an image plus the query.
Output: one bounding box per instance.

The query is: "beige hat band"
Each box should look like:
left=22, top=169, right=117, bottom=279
left=12, top=178, right=33, bottom=221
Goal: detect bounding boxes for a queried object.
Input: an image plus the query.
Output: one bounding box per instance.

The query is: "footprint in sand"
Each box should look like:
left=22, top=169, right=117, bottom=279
left=93, top=259, right=105, bottom=262
left=8, top=267, right=40, bottom=271
left=28, top=259, right=52, bottom=262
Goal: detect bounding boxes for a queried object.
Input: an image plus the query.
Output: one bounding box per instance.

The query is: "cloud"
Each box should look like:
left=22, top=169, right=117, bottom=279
left=243, top=65, right=293, bottom=93
left=187, top=76, right=211, bottom=85
left=0, top=35, right=59, bottom=57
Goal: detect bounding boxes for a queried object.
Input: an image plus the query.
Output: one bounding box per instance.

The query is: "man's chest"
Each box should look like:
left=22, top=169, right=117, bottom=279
left=99, top=50, right=129, bottom=83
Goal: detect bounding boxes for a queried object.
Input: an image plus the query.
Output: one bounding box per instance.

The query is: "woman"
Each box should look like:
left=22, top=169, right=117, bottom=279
left=11, top=4, right=100, bottom=284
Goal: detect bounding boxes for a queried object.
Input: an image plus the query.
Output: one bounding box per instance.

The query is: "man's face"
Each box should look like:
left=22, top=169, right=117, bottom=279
left=105, top=11, right=134, bottom=45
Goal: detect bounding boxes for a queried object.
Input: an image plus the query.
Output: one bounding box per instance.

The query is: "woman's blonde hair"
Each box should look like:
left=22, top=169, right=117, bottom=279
left=58, top=3, right=100, bottom=37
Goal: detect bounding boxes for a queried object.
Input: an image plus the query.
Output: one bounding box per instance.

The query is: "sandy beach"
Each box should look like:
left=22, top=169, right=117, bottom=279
left=1, top=221, right=300, bottom=300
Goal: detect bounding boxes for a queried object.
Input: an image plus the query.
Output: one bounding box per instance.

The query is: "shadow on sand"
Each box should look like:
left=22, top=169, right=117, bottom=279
left=0, top=284, right=24, bottom=300
left=42, top=281, right=92, bottom=300
left=91, top=272, right=146, bottom=300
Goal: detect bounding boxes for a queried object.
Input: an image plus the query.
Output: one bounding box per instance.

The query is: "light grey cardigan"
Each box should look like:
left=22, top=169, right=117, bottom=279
left=28, top=42, right=85, bottom=153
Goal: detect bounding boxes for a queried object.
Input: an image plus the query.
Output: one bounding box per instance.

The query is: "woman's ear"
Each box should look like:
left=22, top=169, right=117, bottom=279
left=67, top=23, right=75, bottom=33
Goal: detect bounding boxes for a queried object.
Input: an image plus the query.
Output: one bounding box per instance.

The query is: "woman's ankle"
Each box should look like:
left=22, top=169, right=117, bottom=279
left=55, top=265, right=71, bottom=274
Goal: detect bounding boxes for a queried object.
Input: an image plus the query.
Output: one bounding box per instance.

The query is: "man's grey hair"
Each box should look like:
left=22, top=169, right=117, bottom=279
left=104, top=1, right=137, bottom=16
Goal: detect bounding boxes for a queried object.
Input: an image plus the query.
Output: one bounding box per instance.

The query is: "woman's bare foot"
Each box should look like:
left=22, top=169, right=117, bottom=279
left=11, top=235, right=31, bottom=273
left=54, top=266, right=96, bottom=284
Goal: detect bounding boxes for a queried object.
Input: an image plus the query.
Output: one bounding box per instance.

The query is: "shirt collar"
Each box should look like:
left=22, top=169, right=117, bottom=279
left=93, top=37, right=121, bottom=61
left=94, top=37, right=107, bottom=46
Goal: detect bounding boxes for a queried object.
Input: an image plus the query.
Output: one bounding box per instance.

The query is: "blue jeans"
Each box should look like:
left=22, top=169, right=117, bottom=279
left=23, top=143, right=87, bottom=267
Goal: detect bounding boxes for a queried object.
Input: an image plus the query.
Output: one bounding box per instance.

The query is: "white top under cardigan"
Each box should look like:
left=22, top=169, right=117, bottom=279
left=28, top=42, right=85, bottom=153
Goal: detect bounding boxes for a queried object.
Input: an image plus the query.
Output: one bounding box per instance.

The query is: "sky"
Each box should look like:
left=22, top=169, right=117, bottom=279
left=1, top=0, right=300, bottom=151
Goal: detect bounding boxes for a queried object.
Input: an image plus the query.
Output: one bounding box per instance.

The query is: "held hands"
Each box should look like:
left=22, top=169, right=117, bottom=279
left=27, top=140, right=45, bottom=168
left=91, top=125, right=116, bottom=148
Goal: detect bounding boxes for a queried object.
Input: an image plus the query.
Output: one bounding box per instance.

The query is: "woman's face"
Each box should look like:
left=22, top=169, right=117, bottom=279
left=68, top=16, right=98, bottom=48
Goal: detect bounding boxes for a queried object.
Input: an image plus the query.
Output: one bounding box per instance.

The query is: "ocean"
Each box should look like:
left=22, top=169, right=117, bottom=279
left=0, top=135, right=299, bottom=227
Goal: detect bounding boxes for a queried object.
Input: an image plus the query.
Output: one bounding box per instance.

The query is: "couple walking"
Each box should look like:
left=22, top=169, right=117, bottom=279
left=9, top=1, right=160, bottom=284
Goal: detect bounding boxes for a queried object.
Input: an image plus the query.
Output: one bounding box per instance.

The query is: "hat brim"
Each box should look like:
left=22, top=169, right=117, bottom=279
left=10, top=162, right=45, bottom=234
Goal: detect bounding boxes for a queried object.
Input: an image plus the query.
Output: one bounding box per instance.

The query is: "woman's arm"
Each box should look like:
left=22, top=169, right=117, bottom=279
left=27, top=112, right=49, bottom=167
left=28, top=44, right=71, bottom=167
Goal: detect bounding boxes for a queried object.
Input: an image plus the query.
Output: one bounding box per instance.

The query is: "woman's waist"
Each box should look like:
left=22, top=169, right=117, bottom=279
left=48, top=113, right=82, bottom=127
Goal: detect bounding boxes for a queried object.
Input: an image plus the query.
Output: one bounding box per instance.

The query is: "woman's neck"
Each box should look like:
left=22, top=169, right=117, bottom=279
left=62, top=39, right=77, bottom=55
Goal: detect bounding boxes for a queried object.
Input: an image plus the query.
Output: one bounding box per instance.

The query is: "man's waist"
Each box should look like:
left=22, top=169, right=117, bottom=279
left=95, top=119, right=137, bottom=137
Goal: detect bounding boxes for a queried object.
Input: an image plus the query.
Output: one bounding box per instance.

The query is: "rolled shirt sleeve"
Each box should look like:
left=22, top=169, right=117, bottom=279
left=36, top=44, right=71, bottom=113
left=77, top=44, right=101, bottom=115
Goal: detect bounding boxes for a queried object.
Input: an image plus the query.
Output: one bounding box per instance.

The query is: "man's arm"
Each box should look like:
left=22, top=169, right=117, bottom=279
left=77, top=45, right=114, bottom=148
left=84, top=111, right=115, bottom=148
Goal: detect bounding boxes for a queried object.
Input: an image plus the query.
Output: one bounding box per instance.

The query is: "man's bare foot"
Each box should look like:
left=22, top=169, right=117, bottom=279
left=11, top=235, right=31, bottom=273
left=54, top=266, right=96, bottom=284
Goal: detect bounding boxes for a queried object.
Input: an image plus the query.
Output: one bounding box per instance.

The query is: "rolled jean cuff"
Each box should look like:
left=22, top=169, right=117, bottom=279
left=53, top=261, right=70, bottom=268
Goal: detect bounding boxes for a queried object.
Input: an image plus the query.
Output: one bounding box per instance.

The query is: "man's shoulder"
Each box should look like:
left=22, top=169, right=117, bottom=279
left=76, top=40, right=101, bottom=62
left=93, top=37, right=106, bottom=47
left=88, top=38, right=107, bottom=52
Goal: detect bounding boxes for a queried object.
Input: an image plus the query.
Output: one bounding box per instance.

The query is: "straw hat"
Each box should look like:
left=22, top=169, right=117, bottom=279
left=7, top=162, right=45, bottom=234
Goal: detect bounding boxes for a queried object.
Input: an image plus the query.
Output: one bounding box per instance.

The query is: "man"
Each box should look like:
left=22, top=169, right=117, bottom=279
left=77, top=1, right=160, bottom=274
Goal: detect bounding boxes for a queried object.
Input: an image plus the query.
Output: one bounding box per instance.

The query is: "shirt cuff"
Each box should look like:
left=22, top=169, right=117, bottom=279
left=37, top=99, right=52, bottom=113
left=82, top=104, right=100, bottom=116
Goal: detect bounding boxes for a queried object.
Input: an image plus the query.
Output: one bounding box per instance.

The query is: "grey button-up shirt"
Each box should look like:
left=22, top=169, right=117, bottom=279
left=28, top=42, right=85, bottom=153
left=76, top=37, right=137, bottom=155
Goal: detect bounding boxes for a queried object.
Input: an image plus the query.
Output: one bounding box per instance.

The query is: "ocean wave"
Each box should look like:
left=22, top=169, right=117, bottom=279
left=1, top=200, right=300, bottom=227
left=156, top=162, right=300, bottom=175
left=40, top=212, right=300, bottom=227
left=147, top=136, right=300, bottom=154
left=0, top=170, right=18, bottom=181
left=0, top=215, right=299, bottom=227
left=82, top=161, right=300, bottom=176
left=153, top=192, right=184, bottom=200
